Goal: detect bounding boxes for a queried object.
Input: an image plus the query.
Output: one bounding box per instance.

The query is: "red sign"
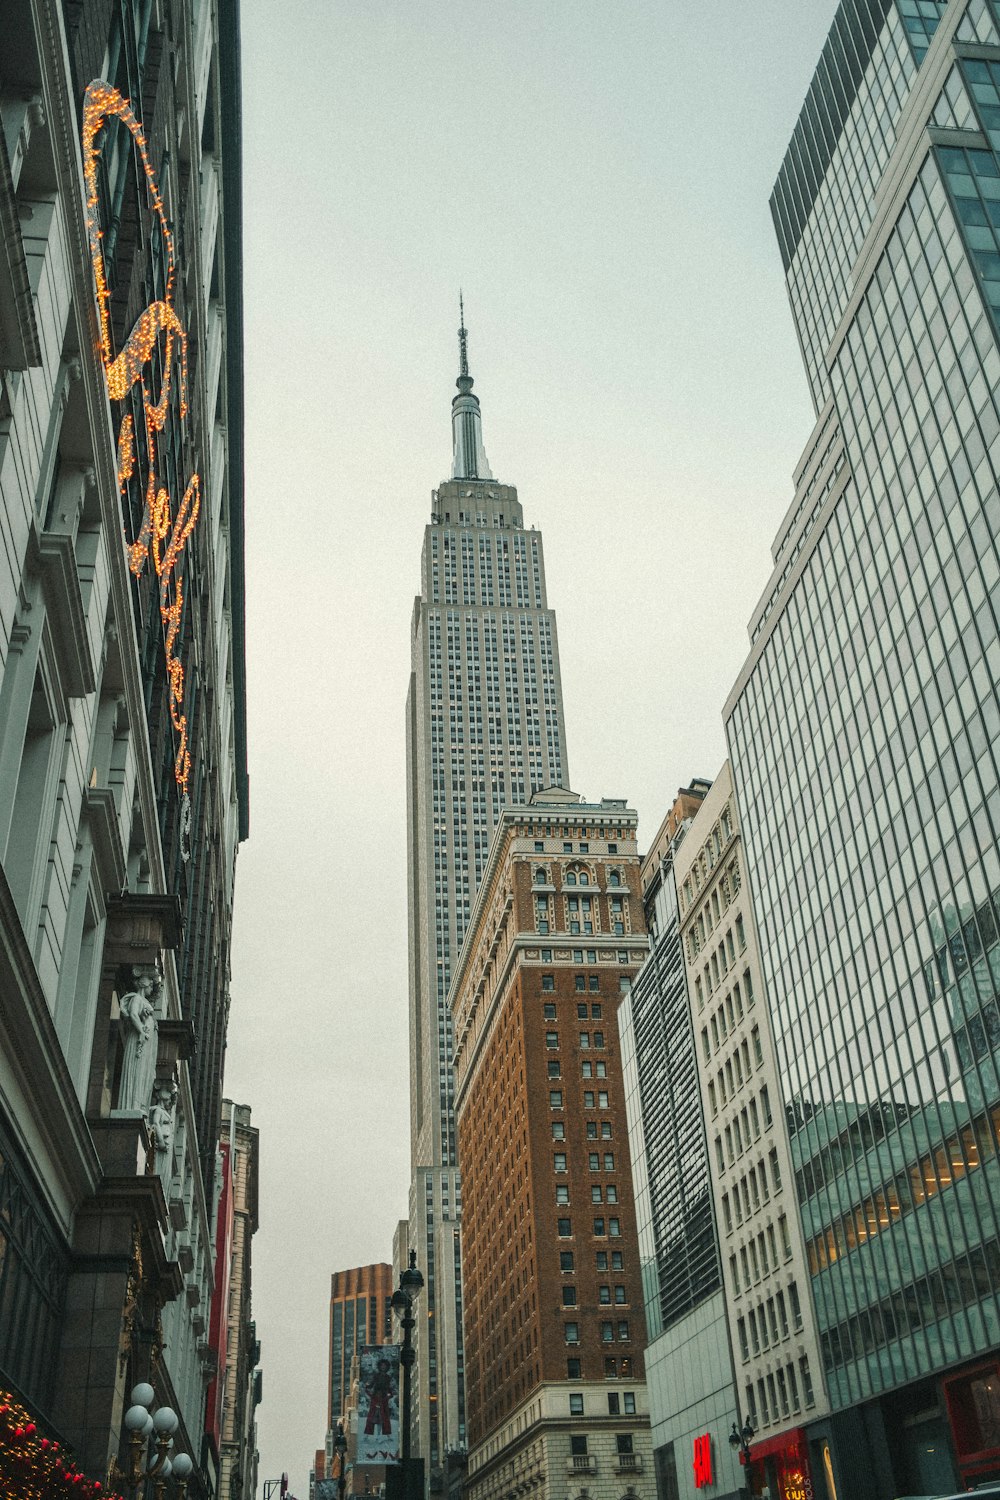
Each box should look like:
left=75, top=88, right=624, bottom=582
left=693, top=1434, right=713, bottom=1488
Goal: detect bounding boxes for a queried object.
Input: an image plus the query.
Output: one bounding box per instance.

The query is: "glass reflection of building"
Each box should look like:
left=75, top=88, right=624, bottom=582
left=328, top=1264, right=394, bottom=1431
left=725, top=1, right=1000, bottom=1496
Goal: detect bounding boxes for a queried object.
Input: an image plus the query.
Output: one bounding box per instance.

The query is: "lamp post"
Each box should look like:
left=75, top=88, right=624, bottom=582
left=728, top=1415, right=755, bottom=1466
left=334, top=1420, right=348, bottom=1500
left=120, top=1383, right=195, bottom=1497
left=391, top=1250, right=424, bottom=1499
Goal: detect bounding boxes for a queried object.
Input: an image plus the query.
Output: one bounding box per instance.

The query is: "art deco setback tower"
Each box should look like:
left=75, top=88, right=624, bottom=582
left=725, top=1, right=1000, bottom=1494
left=404, top=311, right=571, bottom=1482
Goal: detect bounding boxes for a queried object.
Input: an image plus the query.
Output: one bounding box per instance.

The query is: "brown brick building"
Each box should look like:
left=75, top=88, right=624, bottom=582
left=453, top=788, right=655, bottom=1500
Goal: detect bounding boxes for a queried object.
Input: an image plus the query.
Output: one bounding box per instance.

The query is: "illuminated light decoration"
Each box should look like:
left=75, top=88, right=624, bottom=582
left=81, top=80, right=200, bottom=847
left=693, top=1433, right=712, bottom=1489
left=0, top=1388, right=124, bottom=1499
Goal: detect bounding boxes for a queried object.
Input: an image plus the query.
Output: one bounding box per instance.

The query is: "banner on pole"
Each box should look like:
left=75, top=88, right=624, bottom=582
left=356, top=1345, right=401, bottom=1465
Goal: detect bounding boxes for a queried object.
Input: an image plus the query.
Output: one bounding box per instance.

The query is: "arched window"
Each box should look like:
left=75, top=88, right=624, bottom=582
left=579, top=872, right=589, bottom=886
left=565, top=871, right=577, bottom=886
left=534, top=868, right=547, bottom=884
left=609, top=870, right=621, bottom=887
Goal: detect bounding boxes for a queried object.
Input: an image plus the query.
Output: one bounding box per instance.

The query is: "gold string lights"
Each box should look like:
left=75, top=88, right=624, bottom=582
left=82, top=81, right=200, bottom=818
left=0, top=1389, right=123, bottom=1499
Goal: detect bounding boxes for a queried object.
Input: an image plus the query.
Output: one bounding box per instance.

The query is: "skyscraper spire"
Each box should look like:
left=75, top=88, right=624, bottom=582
left=451, top=294, right=494, bottom=480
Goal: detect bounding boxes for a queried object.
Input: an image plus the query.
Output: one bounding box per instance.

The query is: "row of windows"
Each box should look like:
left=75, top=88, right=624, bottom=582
left=728, top=1215, right=793, bottom=1295
left=707, top=1025, right=764, bottom=1117
left=566, top=1357, right=634, bottom=1381
left=539, top=946, right=633, bottom=966
left=559, top=1284, right=629, bottom=1306
left=721, top=1149, right=782, bottom=1233
left=564, top=1319, right=631, bottom=1343
left=744, top=1355, right=816, bottom=1432
left=736, top=1282, right=804, bottom=1363
left=567, top=1393, right=637, bottom=1417
left=806, top=1102, right=999, bottom=1275
left=557, top=1245, right=624, bottom=1270
left=713, top=1085, right=773, bottom=1169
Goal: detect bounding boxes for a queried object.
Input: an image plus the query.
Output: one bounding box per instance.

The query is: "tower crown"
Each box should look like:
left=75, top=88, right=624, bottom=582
left=451, top=294, right=494, bottom=481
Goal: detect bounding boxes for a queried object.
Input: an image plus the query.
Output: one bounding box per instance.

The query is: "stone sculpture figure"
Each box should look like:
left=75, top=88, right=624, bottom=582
left=149, top=1079, right=178, bottom=1154
left=117, top=972, right=160, bottom=1112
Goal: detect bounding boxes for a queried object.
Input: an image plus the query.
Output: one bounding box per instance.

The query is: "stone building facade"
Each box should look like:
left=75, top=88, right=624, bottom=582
left=217, top=1102, right=261, bottom=1500
left=453, top=787, right=654, bottom=1500
left=0, top=0, right=247, bottom=1491
left=675, top=765, right=829, bottom=1494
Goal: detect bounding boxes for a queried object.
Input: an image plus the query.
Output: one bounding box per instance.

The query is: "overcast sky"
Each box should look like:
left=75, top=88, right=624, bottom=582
left=223, top=3, right=840, bottom=1493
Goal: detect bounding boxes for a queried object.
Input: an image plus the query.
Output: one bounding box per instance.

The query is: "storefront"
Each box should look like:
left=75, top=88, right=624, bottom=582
left=743, top=1427, right=815, bottom=1500
left=943, top=1358, right=1000, bottom=1489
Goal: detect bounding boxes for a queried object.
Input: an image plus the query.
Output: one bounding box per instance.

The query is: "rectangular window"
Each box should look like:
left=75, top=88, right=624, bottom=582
left=589, top=1152, right=600, bottom=1170
left=608, top=1392, right=620, bottom=1415
left=599, top=1284, right=612, bottom=1304
left=624, top=1392, right=635, bottom=1414
left=552, top=1122, right=565, bottom=1140
left=589, top=975, right=600, bottom=992
left=618, top=1321, right=630, bottom=1341
left=550, top=1090, right=563, bottom=1108
left=604, top=1153, right=615, bottom=1170
left=592, top=1185, right=603, bottom=1203
left=592, top=1003, right=602, bottom=1019
left=584, top=1091, right=595, bottom=1108
left=569, top=1393, right=584, bottom=1415
left=582, top=1061, right=593, bottom=1078
left=542, top=974, right=555, bottom=991
left=565, top=1322, right=579, bottom=1343
left=548, top=1061, right=561, bottom=1078
left=580, top=1032, right=591, bottom=1049
left=562, top=1287, right=577, bottom=1306
left=558, top=1219, right=572, bottom=1237
left=611, top=1250, right=623, bottom=1270
left=593, top=1218, right=605, bottom=1236
left=601, top=1122, right=612, bottom=1138
left=599, top=1091, right=609, bottom=1108
left=614, top=1285, right=626, bottom=1304
left=577, top=1003, right=588, bottom=1018
left=596, top=1251, right=608, bottom=1270
left=601, top=1322, right=614, bottom=1342
left=556, top=1185, right=569, bottom=1204
left=609, top=1217, right=621, bottom=1237
left=546, top=1031, right=559, bottom=1048
left=554, top=1153, right=567, bottom=1172
left=575, top=975, right=586, bottom=991
left=544, top=1002, right=557, bottom=1019
left=567, top=1357, right=581, bottom=1378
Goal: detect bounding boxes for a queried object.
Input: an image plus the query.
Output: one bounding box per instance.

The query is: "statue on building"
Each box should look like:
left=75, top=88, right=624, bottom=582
left=149, top=1079, right=178, bottom=1154
left=117, top=971, right=161, bottom=1113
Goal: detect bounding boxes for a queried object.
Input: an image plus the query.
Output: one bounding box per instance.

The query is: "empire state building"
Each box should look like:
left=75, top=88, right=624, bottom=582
left=402, top=307, right=571, bottom=1478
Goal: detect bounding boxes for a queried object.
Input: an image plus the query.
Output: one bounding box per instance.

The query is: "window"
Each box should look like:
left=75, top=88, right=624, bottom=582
left=589, top=1152, right=600, bottom=1170
left=550, top=1090, right=563, bottom=1108
left=594, top=1030, right=605, bottom=1047
left=616, top=1434, right=634, bottom=1456
left=580, top=842, right=589, bottom=853
left=592, top=1186, right=603, bottom=1203
left=591, top=1003, right=602, bottom=1019
left=580, top=1032, right=591, bottom=1049
left=608, top=843, right=618, bottom=854
left=604, top=1357, right=618, bottom=1378
left=567, top=1357, right=581, bottom=1379
left=604, top=1153, right=615, bottom=1170
left=596, top=1250, right=608, bottom=1270
left=577, top=1003, right=588, bottom=1018
left=601, top=1122, right=612, bottom=1139
left=564, top=842, right=573, bottom=854
left=611, top=1250, right=623, bottom=1270
left=584, top=1091, right=595, bottom=1108
left=548, top=1061, right=561, bottom=1079
left=624, top=1392, right=635, bottom=1414
left=546, top=1031, right=559, bottom=1048
left=601, top=1321, right=614, bottom=1342
left=565, top=1322, right=579, bottom=1344
left=570, top=1436, right=588, bottom=1456
left=589, top=975, right=600, bottom=992
left=569, top=1393, right=584, bottom=1415
left=596, top=1062, right=607, bottom=1077
left=599, top=1091, right=609, bottom=1108
left=606, top=1184, right=618, bottom=1203
left=534, top=841, right=544, bottom=853
left=599, top=1285, right=612, bottom=1304
left=554, top=1153, right=567, bottom=1172
left=609, top=1218, right=621, bottom=1237
left=552, top=1122, right=565, bottom=1140
left=615, top=1285, right=626, bottom=1303
left=562, top=1287, right=577, bottom=1306
left=575, top=974, right=586, bottom=991
left=582, top=1061, right=593, bottom=1078
left=543, top=1003, right=556, bottom=1019
left=556, top=1182, right=570, bottom=1204
left=593, top=1217, right=605, bottom=1236
left=541, top=948, right=552, bottom=962
left=542, top=974, right=555, bottom=991
left=608, top=1392, right=620, bottom=1414
left=618, top=1321, right=630, bottom=1341
left=586, top=1121, right=597, bottom=1139
left=558, top=1219, right=572, bottom=1238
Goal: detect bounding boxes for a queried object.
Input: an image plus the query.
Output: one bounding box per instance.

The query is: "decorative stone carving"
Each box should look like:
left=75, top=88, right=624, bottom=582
left=149, top=1079, right=178, bottom=1158
left=117, top=969, right=161, bottom=1112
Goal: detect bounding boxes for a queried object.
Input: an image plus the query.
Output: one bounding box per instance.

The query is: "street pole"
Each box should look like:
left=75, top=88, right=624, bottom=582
left=391, top=1251, right=424, bottom=1500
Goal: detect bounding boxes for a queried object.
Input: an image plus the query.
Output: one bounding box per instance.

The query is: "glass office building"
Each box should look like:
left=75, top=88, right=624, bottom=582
left=725, top=1, right=1000, bottom=1495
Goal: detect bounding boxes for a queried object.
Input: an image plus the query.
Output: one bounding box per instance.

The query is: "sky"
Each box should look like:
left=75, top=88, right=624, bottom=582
left=223, top=3, right=840, bottom=1494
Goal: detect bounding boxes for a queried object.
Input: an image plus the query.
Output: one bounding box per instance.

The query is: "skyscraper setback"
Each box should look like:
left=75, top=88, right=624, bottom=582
left=403, top=312, right=571, bottom=1479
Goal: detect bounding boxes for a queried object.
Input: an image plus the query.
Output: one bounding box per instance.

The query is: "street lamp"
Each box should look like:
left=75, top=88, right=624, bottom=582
left=728, top=1415, right=755, bottom=1465
left=391, top=1250, right=424, bottom=1485
left=334, top=1420, right=348, bottom=1500
left=120, top=1383, right=194, bottom=1497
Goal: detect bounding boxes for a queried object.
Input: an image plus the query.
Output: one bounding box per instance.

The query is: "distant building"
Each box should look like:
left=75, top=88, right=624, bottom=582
left=329, top=1265, right=395, bottom=1428
left=403, top=310, right=572, bottom=1485
left=675, top=765, right=828, bottom=1492
left=453, top=787, right=655, bottom=1500
left=619, top=780, right=744, bottom=1500
left=217, top=1101, right=262, bottom=1500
